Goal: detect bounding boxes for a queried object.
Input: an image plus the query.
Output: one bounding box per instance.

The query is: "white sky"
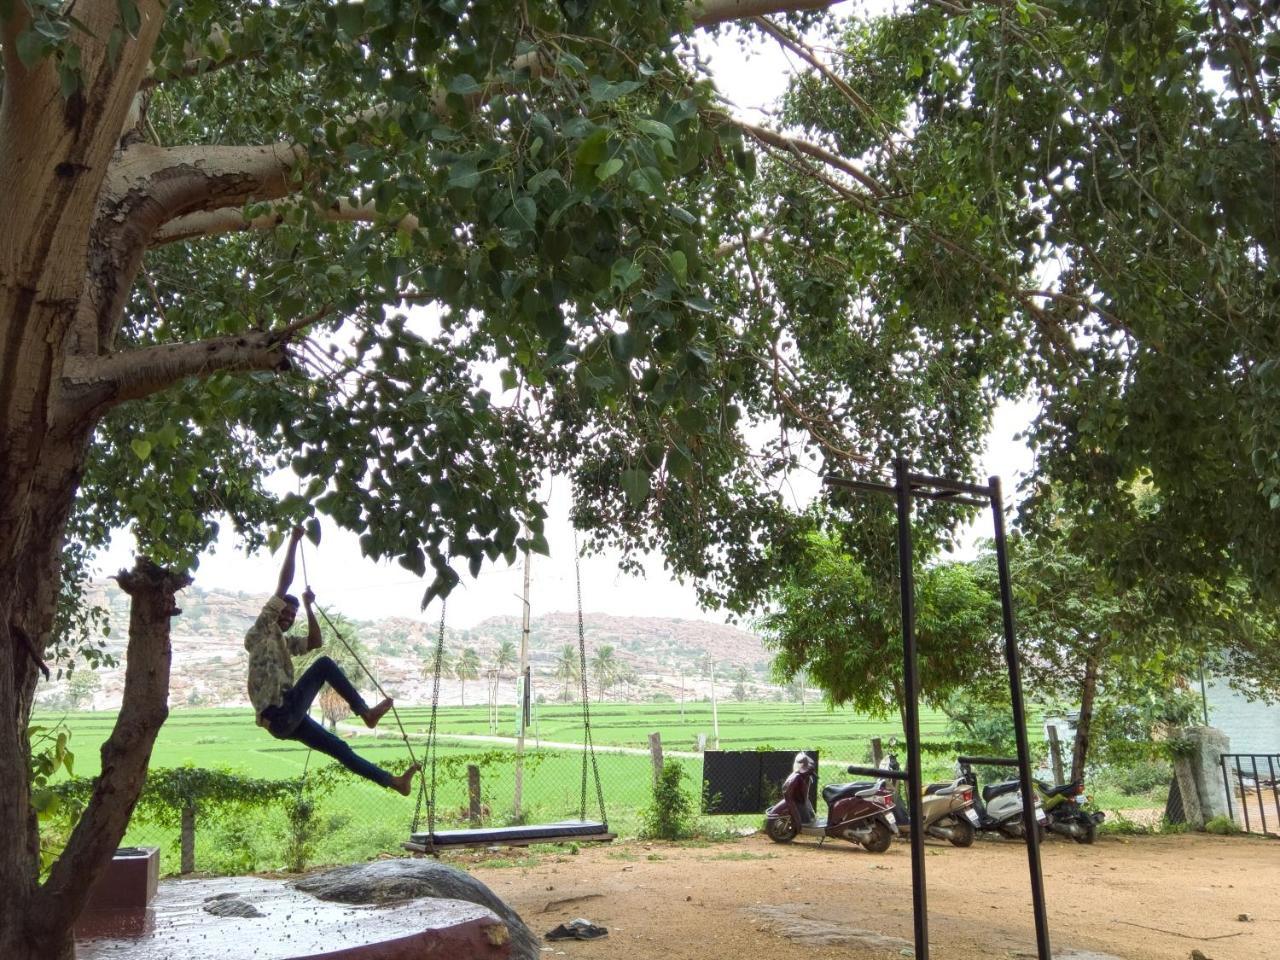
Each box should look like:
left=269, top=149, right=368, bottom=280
left=94, top=15, right=1037, bottom=629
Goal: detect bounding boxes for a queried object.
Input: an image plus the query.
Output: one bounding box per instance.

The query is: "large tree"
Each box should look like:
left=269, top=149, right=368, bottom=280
left=4, top=2, right=935, bottom=956
left=753, top=0, right=1280, bottom=593
left=759, top=524, right=1005, bottom=728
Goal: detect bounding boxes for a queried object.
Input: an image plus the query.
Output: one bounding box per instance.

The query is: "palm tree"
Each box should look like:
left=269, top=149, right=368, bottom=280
left=590, top=645, right=618, bottom=702
left=425, top=645, right=451, bottom=688
left=454, top=647, right=481, bottom=707
left=554, top=643, right=580, bottom=701
left=490, top=639, right=517, bottom=725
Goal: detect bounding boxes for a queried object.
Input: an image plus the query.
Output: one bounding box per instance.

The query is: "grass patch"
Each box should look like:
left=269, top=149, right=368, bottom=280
left=1204, top=815, right=1241, bottom=835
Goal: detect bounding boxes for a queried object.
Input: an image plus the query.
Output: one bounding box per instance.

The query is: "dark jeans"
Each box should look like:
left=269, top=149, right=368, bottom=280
left=262, top=656, right=393, bottom=788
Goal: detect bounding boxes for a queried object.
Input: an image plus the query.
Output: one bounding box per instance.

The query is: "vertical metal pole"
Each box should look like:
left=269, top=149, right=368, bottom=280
left=894, top=457, right=929, bottom=960
left=1269, top=757, right=1279, bottom=830
left=988, top=475, right=1051, bottom=960
left=1253, top=757, right=1267, bottom=835
left=1237, top=764, right=1251, bottom=832
left=514, top=548, right=531, bottom=818
left=1222, top=756, right=1235, bottom=824
left=1198, top=660, right=1210, bottom=725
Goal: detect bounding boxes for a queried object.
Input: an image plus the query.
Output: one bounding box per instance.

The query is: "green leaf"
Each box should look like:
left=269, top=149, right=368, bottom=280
left=117, top=0, right=141, bottom=37
left=447, top=157, right=483, bottom=190
left=448, top=73, right=482, bottom=95
left=130, top=439, right=152, bottom=461
left=621, top=468, right=650, bottom=508
left=668, top=250, right=688, bottom=285
left=305, top=518, right=322, bottom=546
left=635, top=118, right=675, bottom=141
left=595, top=158, right=624, bottom=181
left=574, top=129, right=609, bottom=167
left=15, top=29, right=46, bottom=68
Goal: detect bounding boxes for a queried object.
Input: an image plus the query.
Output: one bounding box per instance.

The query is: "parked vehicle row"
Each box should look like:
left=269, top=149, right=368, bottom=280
left=764, top=751, right=1105, bottom=853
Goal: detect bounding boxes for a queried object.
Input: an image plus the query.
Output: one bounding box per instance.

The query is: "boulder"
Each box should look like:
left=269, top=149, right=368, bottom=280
left=294, top=859, right=538, bottom=960
left=202, top=893, right=265, bottom=918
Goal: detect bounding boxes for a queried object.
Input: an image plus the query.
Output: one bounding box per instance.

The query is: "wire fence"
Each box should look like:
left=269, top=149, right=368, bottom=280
left=45, top=701, right=1076, bottom=877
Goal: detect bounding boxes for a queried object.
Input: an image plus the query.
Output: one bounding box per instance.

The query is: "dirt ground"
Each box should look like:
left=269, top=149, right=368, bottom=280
left=464, top=831, right=1278, bottom=960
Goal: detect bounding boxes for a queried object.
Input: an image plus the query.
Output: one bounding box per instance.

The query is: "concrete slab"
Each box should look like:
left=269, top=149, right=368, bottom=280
left=76, top=874, right=510, bottom=960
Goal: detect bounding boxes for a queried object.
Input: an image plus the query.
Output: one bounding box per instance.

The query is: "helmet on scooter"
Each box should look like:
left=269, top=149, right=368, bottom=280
left=792, top=752, right=814, bottom=773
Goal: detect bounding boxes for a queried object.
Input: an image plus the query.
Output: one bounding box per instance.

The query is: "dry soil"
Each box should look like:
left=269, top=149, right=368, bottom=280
left=465, top=831, right=1278, bottom=960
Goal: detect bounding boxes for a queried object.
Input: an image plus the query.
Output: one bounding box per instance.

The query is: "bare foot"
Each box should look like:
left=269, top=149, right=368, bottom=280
left=364, top=697, right=393, bottom=729
left=390, top=763, right=422, bottom=796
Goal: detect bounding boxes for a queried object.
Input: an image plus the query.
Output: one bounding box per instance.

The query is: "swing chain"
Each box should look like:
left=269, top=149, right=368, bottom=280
left=574, top=531, right=607, bottom=828
left=419, top=601, right=447, bottom=850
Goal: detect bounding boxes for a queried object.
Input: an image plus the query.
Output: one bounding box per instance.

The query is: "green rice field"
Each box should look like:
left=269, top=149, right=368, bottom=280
left=33, top=701, right=1098, bottom=876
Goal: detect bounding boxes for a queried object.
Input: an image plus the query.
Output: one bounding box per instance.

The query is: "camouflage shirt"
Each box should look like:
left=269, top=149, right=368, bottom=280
left=244, top=596, right=309, bottom=725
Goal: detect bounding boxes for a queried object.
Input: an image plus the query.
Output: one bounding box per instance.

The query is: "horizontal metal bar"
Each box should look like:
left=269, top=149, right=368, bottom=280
left=914, top=490, right=988, bottom=508
left=957, top=756, right=1020, bottom=767
left=905, top=471, right=992, bottom=498
left=845, top=765, right=908, bottom=781
left=825, top=475, right=986, bottom=508
left=824, top=476, right=897, bottom=496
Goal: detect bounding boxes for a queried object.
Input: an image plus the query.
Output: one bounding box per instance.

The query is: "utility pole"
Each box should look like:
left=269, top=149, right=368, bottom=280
left=709, top=657, right=720, bottom=750
left=513, top=548, right=532, bottom=819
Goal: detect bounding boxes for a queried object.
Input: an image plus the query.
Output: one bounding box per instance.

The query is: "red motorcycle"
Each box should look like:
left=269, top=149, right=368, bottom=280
left=764, top=753, right=897, bottom=853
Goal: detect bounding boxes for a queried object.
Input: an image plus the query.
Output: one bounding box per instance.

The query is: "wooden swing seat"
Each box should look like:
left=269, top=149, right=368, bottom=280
left=404, top=820, right=613, bottom=852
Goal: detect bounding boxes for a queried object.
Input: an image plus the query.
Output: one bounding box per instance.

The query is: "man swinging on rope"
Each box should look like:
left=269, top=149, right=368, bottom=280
left=245, top=525, right=421, bottom=794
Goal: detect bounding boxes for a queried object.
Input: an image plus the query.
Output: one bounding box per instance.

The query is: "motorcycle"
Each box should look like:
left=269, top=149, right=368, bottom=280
left=1034, top=778, right=1105, bottom=844
left=881, top=752, right=978, bottom=847
left=764, top=753, right=898, bottom=853
left=957, top=757, right=1048, bottom=841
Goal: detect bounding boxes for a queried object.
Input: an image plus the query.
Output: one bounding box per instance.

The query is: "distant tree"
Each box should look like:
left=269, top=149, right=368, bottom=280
left=454, top=648, right=481, bottom=708
left=65, top=670, right=101, bottom=711
left=760, top=530, right=1004, bottom=729
left=554, top=644, right=580, bottom=702
left=591, top=645, right=618, bottom=702
left=732, top=667, right=750, bottom=702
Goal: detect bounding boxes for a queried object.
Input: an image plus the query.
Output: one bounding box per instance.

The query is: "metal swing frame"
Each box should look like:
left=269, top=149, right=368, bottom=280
left=826, top=457, right=1051, bottom=960
left=404, top=545, right=613, bottom=854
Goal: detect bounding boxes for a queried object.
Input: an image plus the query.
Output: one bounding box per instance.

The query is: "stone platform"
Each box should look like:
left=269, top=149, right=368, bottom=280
left=75, top=874, right=511, bottom=960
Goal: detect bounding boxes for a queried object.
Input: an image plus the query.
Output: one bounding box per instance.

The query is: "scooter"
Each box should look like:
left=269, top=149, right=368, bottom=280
left=764, top=753, right=898, bottom=853
left=1034, top=779, right=1105, bottom=844
left=881, top=752, right=978, bottom=847
left=957, top=757, right=1047, bottom=841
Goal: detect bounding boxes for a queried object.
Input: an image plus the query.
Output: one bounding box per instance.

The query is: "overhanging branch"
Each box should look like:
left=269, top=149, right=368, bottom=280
left=56, top=307, right=330, bottom=422
left=152, top=199, right=419, bottom=245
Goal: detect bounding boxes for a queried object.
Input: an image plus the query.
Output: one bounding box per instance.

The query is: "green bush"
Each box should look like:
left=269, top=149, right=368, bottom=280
left=1098, top=812, right=1152, bottom=836
left=1094, top=758, right=1172, bottom=797
left=1204, top=815, right=1241, bottom=835
left=640, top=761, right=695, bottom=840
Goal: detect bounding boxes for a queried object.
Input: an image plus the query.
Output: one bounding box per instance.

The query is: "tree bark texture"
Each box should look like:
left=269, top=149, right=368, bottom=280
left=1071, top=656, right=1100, bottom=784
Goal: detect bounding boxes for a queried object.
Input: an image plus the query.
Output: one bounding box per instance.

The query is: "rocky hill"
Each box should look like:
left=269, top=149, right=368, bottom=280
left=37, top=581, right=775, bottom=711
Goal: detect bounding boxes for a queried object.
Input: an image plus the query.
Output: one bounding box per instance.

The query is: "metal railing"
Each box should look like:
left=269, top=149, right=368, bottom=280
left=1220, top=753, right=1280, bottom=835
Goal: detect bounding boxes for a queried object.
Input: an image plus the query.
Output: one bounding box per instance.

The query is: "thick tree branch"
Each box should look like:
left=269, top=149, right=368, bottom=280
left=152, top=198, right=419, bottom=245
left=735, top=118, right=886, bottom=196
left=695, top=0, right=842, bottom=25
left=64, top=141, right=305, bottom=357
left=35, top=560, right=189, bottom=937
left=56, top=307, right=329, bottom=422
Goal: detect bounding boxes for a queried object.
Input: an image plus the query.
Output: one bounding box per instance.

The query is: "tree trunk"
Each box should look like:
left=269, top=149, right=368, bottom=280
left=1071, top=656, right=1101, bottom=784
left=0, top=558, right=187, bottom=960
